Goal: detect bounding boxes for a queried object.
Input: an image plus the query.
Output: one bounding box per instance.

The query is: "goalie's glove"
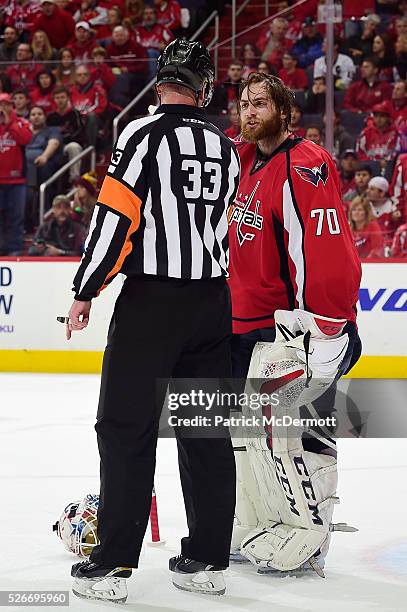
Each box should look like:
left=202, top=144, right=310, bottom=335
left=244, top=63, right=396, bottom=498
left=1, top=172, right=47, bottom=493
left=247, top=309, right=349, bottom=409
left=274, top=309, right=349, bottom=380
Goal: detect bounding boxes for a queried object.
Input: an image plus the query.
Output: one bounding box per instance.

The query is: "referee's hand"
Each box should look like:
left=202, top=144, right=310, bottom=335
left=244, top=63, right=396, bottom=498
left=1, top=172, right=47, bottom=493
left=66, top=300, right=92, bottom=340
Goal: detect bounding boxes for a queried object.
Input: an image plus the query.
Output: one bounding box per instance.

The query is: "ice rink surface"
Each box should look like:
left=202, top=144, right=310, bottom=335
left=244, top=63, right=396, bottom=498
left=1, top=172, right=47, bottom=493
left=1, top=373, right=406, bottom=612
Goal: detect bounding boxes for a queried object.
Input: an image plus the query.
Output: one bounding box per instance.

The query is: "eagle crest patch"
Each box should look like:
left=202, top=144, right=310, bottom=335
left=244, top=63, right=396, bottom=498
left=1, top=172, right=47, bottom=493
left=293, top=162, right=329, bottom=187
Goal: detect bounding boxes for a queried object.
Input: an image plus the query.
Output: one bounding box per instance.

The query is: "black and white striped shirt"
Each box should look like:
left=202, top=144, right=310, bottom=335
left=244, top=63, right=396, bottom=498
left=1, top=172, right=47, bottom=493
left=73, top=104, right=240, bottom=300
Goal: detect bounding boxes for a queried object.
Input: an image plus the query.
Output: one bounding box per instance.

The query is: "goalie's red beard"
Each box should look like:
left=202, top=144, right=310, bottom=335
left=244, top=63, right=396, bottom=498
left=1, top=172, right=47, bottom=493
left=241, top=113, right=284, bottom=142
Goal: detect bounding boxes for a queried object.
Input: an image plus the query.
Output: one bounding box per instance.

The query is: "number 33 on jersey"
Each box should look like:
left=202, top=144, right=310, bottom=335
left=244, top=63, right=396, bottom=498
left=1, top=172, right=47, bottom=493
left=227, top=135, right=361, bottom=335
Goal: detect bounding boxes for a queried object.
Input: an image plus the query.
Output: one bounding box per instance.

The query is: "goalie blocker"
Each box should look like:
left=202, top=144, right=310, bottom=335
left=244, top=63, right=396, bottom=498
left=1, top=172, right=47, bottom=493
left=231, top=309, right=361, bottom=574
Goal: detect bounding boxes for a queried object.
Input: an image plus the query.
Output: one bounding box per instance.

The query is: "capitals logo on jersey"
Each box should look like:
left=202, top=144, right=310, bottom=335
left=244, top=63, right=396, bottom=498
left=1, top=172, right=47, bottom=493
left=293, top=162, right=329, bottom=187
left=228, top=180, right=263, bottom=246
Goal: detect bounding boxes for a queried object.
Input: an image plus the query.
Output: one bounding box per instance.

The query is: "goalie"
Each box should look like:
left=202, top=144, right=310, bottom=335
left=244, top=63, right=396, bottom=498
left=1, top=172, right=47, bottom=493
left=227, top=73, right=362, bottom=576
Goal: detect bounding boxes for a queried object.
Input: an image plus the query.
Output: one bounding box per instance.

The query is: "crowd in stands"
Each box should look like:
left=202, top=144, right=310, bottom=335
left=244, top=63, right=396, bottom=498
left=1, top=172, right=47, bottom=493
left=208, top=0, right=407, bottom=259
left=0, top=0, right=187, bottom=256
left=0, top=0, right=406, bottom=260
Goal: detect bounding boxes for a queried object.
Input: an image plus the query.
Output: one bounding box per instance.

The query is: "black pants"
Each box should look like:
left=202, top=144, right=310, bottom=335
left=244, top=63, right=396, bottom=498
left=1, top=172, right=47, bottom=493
left=90, top=276, right=236, bottom=569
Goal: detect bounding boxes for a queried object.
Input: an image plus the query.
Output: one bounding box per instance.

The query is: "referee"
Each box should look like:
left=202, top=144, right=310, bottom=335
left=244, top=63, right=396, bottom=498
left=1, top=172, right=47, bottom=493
left=66, top=40, right=240, bottom=603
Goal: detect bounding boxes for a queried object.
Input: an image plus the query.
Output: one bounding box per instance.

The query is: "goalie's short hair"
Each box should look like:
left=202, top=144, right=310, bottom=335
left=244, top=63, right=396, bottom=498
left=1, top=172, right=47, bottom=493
left=238, top=72, right=295, bottom=129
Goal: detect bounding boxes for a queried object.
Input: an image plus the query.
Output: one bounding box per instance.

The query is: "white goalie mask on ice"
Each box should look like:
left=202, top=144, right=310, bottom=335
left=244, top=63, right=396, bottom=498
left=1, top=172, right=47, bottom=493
left=53, top=493, right=99, bottom=557
left=246, top=309, right=350, bottom=410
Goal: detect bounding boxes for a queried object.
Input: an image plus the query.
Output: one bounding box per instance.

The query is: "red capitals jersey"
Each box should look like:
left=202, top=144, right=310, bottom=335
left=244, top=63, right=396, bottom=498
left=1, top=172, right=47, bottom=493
left=134, top=23, right=173, bottom=50
left=156, top=0, right=181, bottom=32
left=228, top=135, right=361, bottom=334
left=369, top=199, right=398, bottom=249
left=390, top=153, right=407, bottom=221
left=391, top=223, right=407, bottom=258
left=0, top=113, right=32, bottom=184
left=71, top=83, right=107, bottom=116
left=356, top=124, right=401, bottom=163
left=4, top=0, right=41, bottom=35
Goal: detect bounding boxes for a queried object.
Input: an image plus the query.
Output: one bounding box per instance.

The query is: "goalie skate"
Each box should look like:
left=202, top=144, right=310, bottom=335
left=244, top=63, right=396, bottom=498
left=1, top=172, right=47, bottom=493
left=169, top=555, right=226, bottom=595
left=71, top=561, right=132, bottom=604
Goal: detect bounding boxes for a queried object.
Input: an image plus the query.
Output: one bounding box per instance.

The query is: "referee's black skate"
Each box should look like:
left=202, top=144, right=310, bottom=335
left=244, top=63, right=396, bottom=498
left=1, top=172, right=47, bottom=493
left=71, top=561, right=132, bottom=604
left=169, top=555, right=226, bottom=595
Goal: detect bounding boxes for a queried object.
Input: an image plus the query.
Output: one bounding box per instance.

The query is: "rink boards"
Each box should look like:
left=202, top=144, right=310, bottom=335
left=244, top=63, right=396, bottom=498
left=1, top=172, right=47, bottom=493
left=0, top=259, right=406, bottom=377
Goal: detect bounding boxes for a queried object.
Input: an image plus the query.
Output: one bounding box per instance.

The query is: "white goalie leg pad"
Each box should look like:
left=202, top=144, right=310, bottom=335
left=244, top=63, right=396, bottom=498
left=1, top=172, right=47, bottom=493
left=238, top=340, right=339, bottom=572
left=231, top=440, right=266, bottom=553
left=240, top=443, right=337, bottom=571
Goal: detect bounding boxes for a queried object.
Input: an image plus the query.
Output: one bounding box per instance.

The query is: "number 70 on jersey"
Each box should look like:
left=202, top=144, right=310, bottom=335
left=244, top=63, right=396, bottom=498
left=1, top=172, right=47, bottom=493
left=310, top=208, right=341, bottom=236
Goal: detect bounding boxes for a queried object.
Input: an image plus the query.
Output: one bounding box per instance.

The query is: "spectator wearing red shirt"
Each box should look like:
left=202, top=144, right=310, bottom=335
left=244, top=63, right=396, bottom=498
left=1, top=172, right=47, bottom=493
left=33, top=0, right=75, bottom=49
left=259, top=17, right=291, bottom=70
left=0, top=93, right=32, bottom=256
left=6, top=43, right=42, bottom=93
left=134, top=6, right=173, bottom=80
left=90, top=47, right=116, bottom=92
left=31, top=70, right=57, bottom=113
left=107, top=25, right=147, bottom=98
left=343, top=57, right=393, bottom=113
left=278, top=52, right=308, bottom=90
left=288, top=103, right=305, bottom=137
left=54, top=47, right=77, bottom=88
left=96, top=6, right=122, bottom=45
left=348, top=196, right=384, bottom=258
left=390, top=152, right=407, bottom=220
left=367, top=176, right=399, bottom=251
left=153, top=0, right=181, bottom=33
left=73, top=0, right=108, bottom=32
left=4, top=0, right=41, bottom=40
left=391, top=223, right=407, bottom=257
left=68, top=21, right=98, bottom=64
left=70, top=64, right=108, bottom=147
left=356, top=103, right=401, bottom=169
left=384, top=81, right=407, bottom=130
left=224, top=102, right=240, bottom=139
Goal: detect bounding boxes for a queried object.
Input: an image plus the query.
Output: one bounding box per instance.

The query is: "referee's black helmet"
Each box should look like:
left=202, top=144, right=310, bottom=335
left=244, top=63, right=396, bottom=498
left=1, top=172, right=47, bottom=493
left=156, top=39, right=215, bottom=107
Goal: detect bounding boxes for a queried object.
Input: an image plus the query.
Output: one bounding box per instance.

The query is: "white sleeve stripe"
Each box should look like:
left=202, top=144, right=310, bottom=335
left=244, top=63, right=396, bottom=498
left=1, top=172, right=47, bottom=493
left=282, top=179, right=305, bottom=309
left=79, top=211, right=120, bottom=295
left=83, top=205, right=99, bottom=252
left=122, top=132, right=150, bottom=187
